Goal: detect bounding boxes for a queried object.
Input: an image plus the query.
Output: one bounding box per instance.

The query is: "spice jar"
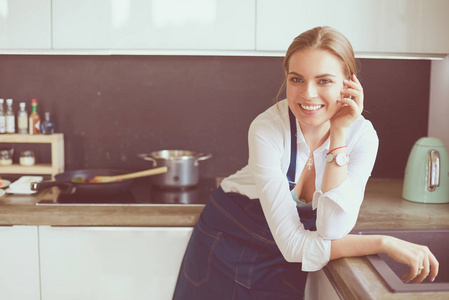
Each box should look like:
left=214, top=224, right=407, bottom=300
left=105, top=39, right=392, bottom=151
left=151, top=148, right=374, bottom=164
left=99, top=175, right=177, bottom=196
left=0, top=148, right=13, bottom=166
left=20, top=150, right=35, bottom=166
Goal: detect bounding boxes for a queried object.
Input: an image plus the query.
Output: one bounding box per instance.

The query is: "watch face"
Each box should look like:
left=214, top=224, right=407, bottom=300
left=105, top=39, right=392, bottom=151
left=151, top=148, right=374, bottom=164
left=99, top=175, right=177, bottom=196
left=336, top=153, right=347, bottom=166
left=325, top=153, right=334, bottom=163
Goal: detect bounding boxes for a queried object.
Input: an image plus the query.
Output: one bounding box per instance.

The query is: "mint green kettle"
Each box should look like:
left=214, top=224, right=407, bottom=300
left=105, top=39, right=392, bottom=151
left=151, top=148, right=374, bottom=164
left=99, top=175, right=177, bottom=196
left=402, top=137, right=449, bottom=203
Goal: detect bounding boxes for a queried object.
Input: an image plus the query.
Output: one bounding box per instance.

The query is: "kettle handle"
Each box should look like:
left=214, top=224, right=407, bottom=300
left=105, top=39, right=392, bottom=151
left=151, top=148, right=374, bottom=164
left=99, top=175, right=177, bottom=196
left=427, top=150, right=440, bottom=192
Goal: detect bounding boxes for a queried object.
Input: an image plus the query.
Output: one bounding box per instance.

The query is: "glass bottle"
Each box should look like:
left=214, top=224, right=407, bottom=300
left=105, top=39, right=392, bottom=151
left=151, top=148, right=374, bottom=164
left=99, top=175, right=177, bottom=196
left=5, top=99, right=15, bottom=133
left=29, top=98, right=41, bottom=135
left=41, top=112, right=55, bottom=135
left=0, top=99, right=5, bottom=134
left=17, top=102, right=28, bottom=134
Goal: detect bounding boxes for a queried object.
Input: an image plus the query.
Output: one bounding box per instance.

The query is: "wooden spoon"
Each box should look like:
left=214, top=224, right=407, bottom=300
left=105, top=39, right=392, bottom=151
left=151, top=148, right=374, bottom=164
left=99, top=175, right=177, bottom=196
left=90, top=167, right=168, bottom=183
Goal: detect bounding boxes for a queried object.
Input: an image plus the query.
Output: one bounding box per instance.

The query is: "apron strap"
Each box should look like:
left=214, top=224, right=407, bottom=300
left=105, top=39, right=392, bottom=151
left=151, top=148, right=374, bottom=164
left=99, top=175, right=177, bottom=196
left=287, top=108, right=297, bottom=191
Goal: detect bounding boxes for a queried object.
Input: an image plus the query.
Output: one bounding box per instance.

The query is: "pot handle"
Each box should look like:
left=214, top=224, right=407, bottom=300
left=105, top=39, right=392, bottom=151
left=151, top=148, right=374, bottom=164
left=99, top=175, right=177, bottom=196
left=137, top=153, right=157, bottom=168
left=31, top=181, right=77, bottom=195
left=195, top=153, right=212, bottom=166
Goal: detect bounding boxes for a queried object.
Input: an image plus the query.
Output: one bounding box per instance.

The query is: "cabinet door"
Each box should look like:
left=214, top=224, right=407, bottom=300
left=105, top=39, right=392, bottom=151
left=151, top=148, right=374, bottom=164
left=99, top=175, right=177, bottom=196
left=53, top=0, right=255, bottom=51
left=0, top=226, right=40, bottom=300
left=305, top=269, right=340, bottom=300
left=52, top=0, right=111, bottom=49
left=39, top=226, right=193, bottom=300
left=257, top=0, right=449, bottom=55
left=0, top=0, right=51, bottom=49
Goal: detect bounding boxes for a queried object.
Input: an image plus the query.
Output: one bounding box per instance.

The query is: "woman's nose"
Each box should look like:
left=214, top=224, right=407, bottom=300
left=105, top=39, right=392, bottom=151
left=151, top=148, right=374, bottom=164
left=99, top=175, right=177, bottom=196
left=302, top=83, right=318, bottom=100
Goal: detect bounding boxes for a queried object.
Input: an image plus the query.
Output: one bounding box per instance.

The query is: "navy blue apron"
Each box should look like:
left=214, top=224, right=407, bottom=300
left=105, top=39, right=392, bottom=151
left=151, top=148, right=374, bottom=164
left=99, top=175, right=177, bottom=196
left=173, top=109, right=317, bottom=300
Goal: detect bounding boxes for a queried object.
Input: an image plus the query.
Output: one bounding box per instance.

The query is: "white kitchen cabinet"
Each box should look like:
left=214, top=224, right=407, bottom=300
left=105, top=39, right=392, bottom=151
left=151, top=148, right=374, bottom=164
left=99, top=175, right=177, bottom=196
left=39, top=226, right=193, bottom=300
left=257, top=0, right=449, bottom=57
left=305, top=269, right=340, bottom=300
left=52, top=0, right=255, bottom=51
left=0, top=0, right=51, bottom=49
left=0, top=226, right=40, bottom=300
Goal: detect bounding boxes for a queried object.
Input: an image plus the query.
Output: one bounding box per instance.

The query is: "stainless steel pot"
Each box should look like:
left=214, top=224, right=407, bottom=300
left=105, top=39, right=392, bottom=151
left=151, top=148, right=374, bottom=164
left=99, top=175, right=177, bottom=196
left=138, top=150, right=211, bottom=188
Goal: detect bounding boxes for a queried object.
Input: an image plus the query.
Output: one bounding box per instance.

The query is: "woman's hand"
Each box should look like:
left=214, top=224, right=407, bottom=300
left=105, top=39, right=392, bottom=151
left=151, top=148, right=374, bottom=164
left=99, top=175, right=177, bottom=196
left=331, top=234, right=439, bottom=284
left=382, top=235, right=439, bottom=283
left=330, top=74, right=364, bottom=131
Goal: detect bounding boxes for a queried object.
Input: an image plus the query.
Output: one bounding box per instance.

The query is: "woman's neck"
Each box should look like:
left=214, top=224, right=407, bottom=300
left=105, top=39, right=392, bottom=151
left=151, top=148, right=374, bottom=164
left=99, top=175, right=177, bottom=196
left=301, top=122, right=330, bottom=152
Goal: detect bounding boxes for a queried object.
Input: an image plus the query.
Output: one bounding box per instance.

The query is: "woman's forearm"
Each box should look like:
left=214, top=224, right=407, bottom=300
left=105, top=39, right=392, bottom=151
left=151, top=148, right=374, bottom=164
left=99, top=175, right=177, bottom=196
left=330, top=234, right=385, bottom=260
left=321, top=128, right=348, bottom=193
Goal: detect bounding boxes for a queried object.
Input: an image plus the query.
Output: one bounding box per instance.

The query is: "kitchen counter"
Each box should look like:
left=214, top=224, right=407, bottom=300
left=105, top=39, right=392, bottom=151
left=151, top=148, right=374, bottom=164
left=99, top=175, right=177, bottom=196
left=0, top=177, right=219, bottom=226
left=1, top=178, right=449, bottom=299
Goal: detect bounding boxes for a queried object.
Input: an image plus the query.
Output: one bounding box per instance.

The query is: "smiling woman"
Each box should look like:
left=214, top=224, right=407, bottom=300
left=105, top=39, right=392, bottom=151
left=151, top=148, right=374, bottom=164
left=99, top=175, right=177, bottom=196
left=172, top=26, right=439, bottom=300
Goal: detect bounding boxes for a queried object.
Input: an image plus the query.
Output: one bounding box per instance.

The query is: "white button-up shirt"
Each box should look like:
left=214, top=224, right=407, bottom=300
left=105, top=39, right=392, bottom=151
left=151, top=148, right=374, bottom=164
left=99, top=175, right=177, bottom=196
left=221, top=99, right=379, bottom=271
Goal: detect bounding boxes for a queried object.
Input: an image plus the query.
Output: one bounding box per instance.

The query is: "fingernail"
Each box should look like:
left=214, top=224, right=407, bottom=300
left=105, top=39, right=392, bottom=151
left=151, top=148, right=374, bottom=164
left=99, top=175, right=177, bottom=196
left=343, top=79, right=349, bottom=83
left=431, top=277, right=435, bottom=282
left=353, top=74, right=357, bottom=79
left=341, top=89, right=346, bottom=92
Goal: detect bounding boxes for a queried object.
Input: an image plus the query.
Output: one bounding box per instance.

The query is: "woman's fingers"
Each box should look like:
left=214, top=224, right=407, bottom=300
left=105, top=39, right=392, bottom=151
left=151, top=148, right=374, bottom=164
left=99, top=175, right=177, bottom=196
left=429, top=251, right=439, bottom=282
left=402, top=264, right=421, bottom=283
left=412, top=256, right=430, bottom=283
left=342, top=74, right=364, bottom=110
left=399, top=245, right=439, bottom=284
left=338, top=96, right=361, bottom=116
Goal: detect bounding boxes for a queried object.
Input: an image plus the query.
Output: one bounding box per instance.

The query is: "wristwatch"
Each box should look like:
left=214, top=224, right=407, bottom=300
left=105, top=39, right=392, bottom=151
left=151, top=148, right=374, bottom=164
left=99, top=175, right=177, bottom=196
left=325, top=152, right=349, bottom=166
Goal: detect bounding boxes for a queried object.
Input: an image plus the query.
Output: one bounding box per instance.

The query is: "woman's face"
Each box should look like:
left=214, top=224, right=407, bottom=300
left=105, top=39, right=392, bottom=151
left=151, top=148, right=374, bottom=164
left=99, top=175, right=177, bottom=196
left=286, top=48, right=346, bottom=130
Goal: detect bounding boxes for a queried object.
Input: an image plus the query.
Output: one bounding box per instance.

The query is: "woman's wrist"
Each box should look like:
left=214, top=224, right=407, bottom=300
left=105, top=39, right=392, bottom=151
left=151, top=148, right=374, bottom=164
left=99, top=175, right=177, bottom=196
left=329, top=128, right=348, bottom=150
left=379, top=235, right=394, bottom=254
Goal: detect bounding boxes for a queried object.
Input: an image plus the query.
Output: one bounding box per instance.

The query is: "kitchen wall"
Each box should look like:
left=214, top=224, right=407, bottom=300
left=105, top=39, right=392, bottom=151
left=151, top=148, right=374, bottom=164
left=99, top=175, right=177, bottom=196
left=429, top=55, right=449, bottom=151
left=0, top=55, right=430, bottom=179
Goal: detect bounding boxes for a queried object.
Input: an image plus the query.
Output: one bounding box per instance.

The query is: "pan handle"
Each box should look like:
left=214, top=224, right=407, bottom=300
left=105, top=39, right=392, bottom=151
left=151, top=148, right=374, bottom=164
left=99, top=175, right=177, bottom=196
left=137, top=153, right=157, bottom=167
left=31, top=181, right=77, bottom=195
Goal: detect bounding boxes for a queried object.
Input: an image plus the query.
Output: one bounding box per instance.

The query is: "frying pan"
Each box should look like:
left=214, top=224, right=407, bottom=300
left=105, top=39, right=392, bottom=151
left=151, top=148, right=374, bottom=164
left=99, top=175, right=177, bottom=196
left=31, top=169, right=134, bottom=195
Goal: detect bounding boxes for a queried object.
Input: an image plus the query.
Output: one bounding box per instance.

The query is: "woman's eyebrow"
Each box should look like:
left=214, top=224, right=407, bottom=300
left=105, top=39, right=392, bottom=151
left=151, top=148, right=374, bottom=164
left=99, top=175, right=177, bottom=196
left=315, top=73, right=337, bottom=78
left=287, top=72, right=336, bottom=78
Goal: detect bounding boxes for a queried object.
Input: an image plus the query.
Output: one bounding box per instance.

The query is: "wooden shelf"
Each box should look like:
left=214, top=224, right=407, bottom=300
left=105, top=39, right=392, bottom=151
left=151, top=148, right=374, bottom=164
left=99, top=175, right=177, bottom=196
left=0, top=134, right=64, bottom=178
left=0, top=134, right=63, bottom=143
left=0, top=164, right=53, bottom=174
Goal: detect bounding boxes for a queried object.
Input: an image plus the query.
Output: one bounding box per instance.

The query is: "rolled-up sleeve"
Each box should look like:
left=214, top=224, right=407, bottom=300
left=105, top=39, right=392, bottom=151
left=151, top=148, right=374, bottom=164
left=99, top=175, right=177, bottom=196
left=248, top=118, right=331, bottom=271
left=313, top=121, right=379, bottom=240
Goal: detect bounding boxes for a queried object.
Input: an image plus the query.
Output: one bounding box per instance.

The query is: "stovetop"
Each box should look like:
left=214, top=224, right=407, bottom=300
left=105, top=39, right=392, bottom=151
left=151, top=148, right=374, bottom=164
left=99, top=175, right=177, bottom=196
left=36, top=178, right=218, bottom=206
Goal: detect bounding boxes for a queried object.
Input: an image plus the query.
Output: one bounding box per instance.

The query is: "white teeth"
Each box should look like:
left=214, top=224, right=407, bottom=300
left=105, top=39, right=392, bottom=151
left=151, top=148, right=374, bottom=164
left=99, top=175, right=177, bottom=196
left=300, top=104, right=322, bottom=111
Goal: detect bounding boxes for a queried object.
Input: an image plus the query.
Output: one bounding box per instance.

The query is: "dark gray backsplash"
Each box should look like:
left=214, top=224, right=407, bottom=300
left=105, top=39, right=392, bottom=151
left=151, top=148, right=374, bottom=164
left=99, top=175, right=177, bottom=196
left=0, top=55, right=429, bottom=179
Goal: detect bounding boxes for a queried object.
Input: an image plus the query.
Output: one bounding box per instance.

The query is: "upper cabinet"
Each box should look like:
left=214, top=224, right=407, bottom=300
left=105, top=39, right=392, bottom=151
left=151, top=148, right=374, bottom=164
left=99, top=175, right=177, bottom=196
left=0, top=0, right=51, bottom=49
left=256, top=0, right=449, bottom=57
left=1, top=0, right=448, bottom=58
left=52, top=0, right=256, bottom=51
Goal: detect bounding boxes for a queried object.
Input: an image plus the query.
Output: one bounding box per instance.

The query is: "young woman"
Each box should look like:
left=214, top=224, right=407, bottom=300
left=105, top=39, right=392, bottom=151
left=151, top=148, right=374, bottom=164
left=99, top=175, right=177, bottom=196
left=173, top=26, right=439, bottom=299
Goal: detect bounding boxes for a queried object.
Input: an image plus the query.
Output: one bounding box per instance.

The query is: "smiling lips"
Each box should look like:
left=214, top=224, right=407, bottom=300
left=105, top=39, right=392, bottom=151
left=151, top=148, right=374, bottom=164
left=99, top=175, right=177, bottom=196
left=300, top=104, right=324, bottom=111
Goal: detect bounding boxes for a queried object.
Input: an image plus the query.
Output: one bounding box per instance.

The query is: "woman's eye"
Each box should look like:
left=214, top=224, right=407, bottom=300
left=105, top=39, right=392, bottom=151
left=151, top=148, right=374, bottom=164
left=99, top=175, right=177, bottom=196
left=319, top=79, right=332, bottom=84
left=290, top=77, right=303, bottom=83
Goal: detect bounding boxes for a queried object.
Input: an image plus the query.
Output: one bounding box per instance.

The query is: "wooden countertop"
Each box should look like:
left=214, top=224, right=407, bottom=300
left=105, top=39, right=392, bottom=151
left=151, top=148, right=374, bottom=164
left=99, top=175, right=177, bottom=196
left=0, top=187, right=204, bottom=227
left=1, top=179, right=448, bottom=299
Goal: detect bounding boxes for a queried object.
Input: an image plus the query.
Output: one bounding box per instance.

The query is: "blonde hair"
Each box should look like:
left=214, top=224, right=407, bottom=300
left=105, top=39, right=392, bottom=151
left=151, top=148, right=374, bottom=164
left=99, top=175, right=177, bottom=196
left=276, top=26, right=357, bottom=102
